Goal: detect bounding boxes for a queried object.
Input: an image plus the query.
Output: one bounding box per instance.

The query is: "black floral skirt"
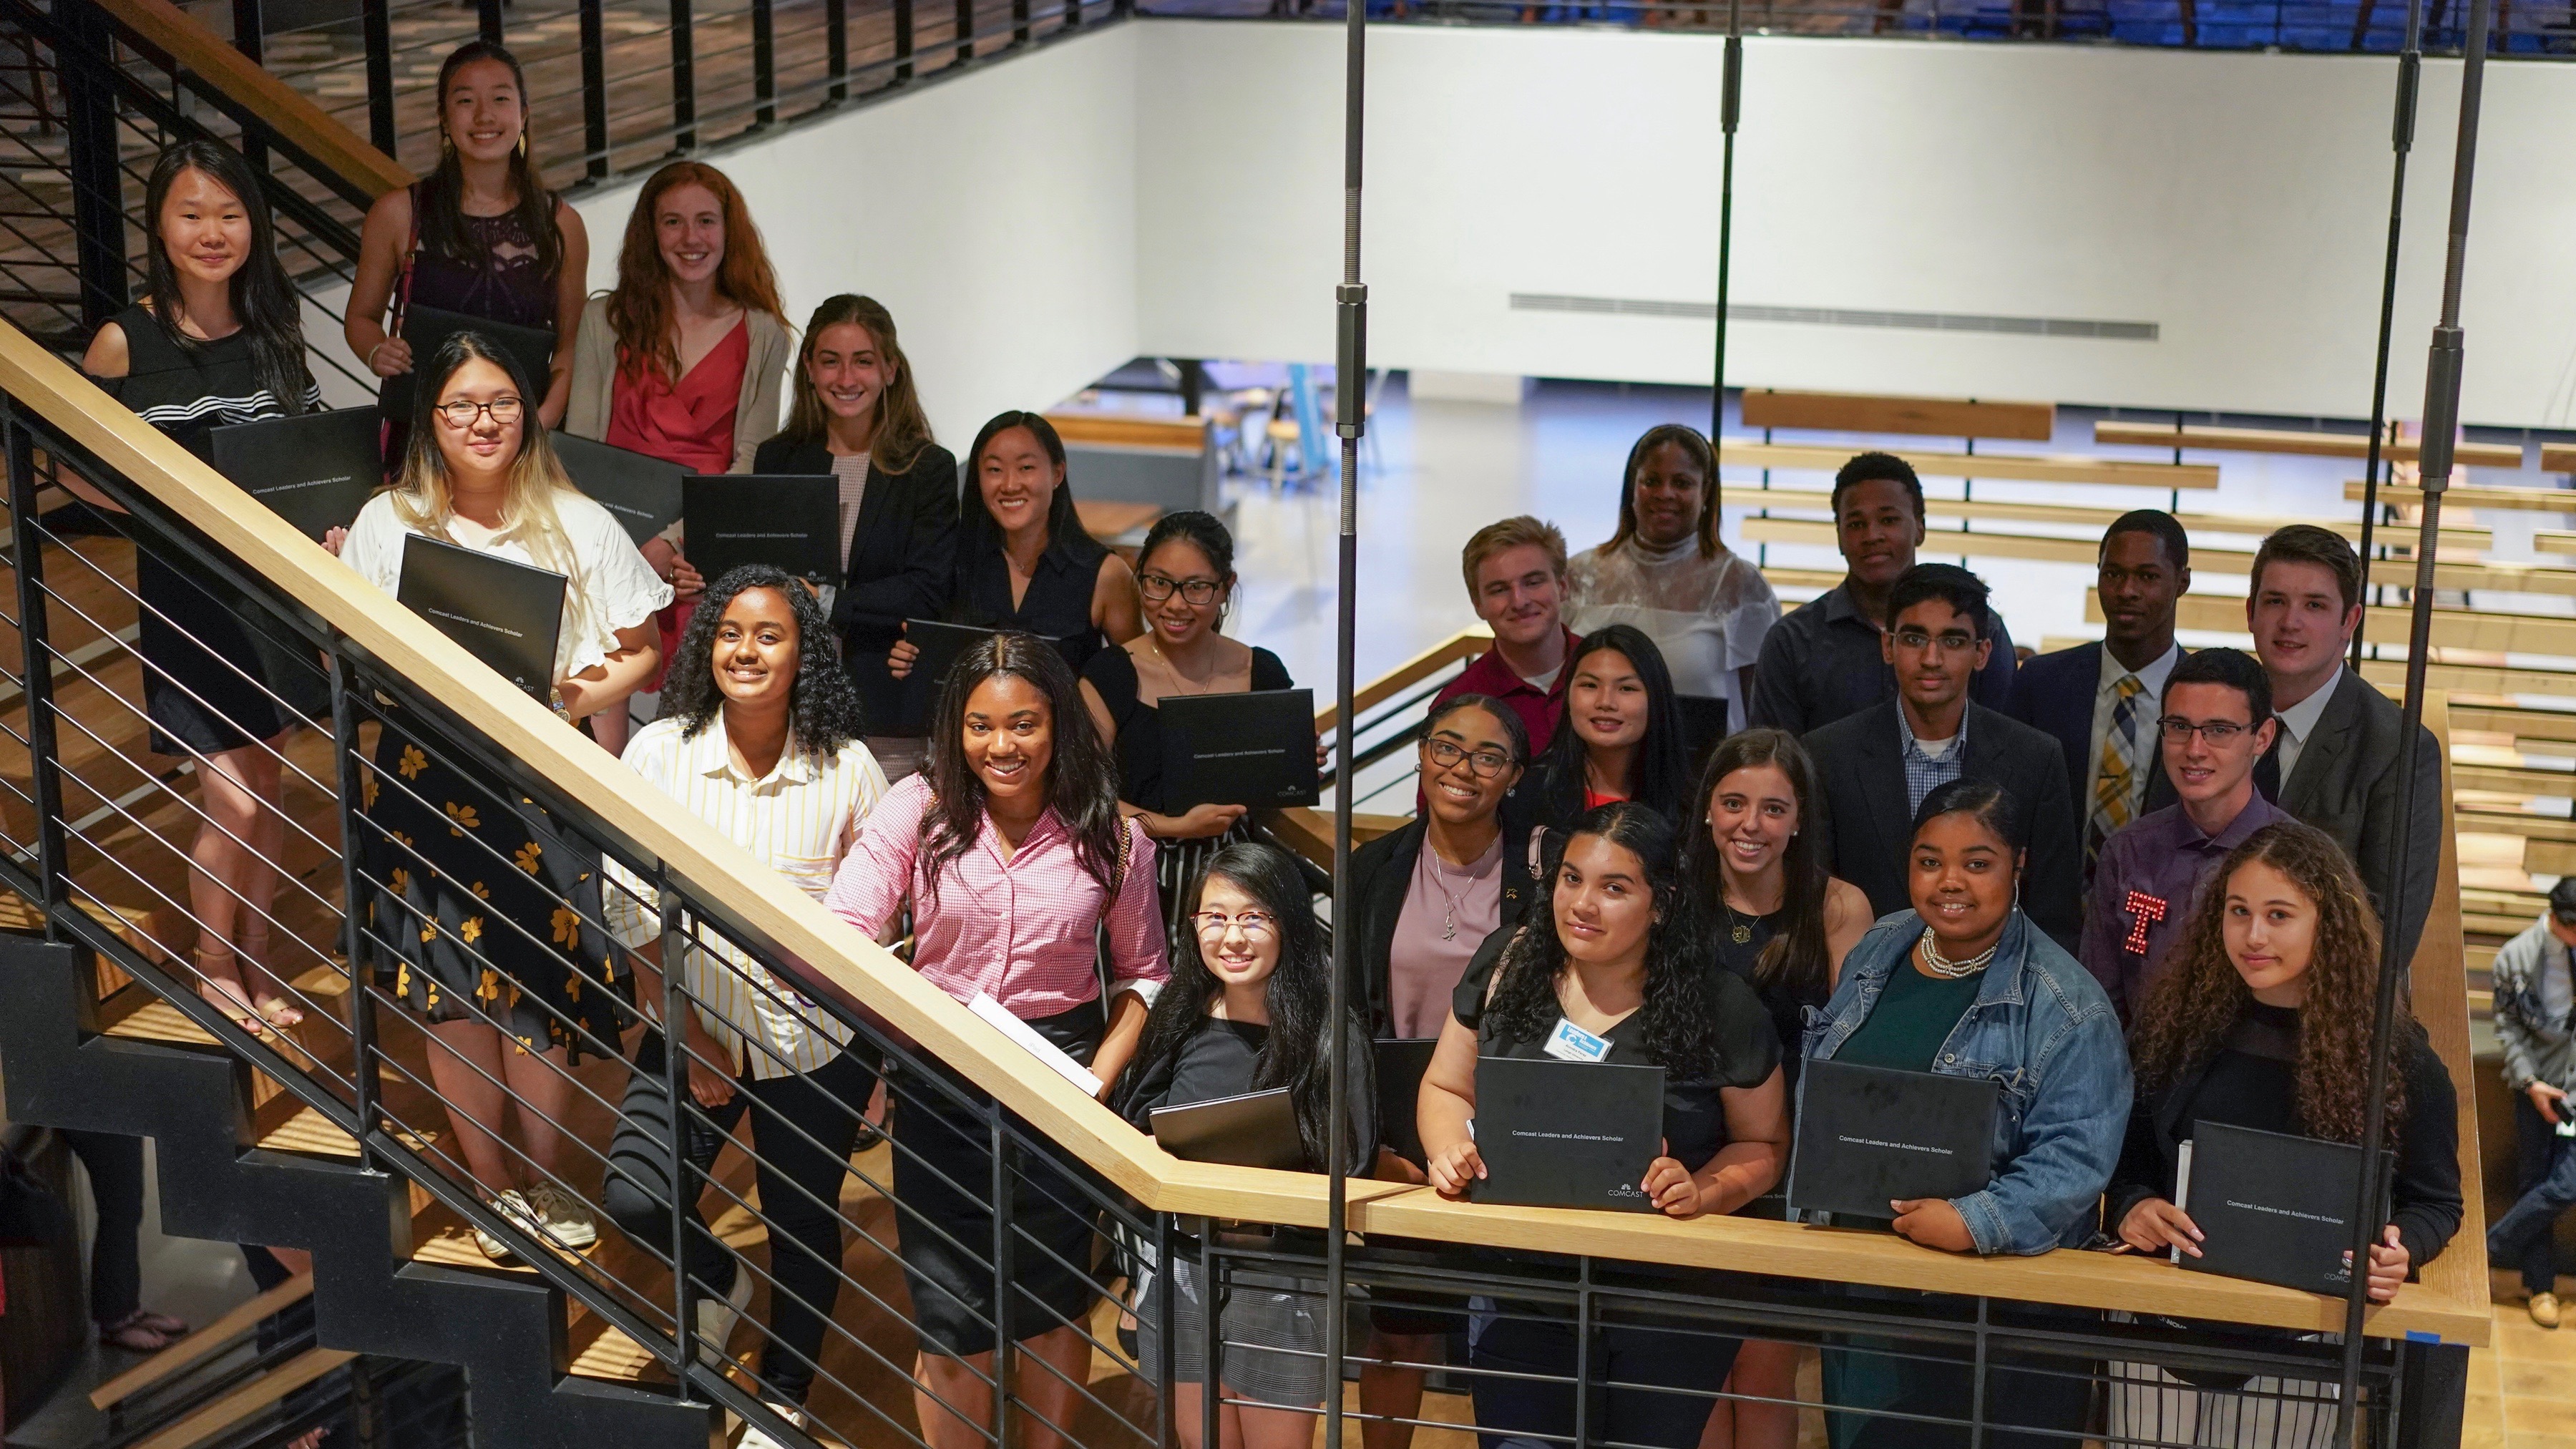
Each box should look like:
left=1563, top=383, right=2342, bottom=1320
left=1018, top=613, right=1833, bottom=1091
left=360, top=715, right=633, bottom=1063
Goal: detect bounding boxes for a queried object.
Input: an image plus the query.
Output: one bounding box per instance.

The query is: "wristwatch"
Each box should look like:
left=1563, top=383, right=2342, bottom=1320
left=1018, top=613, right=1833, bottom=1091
left=548, top=688, right=573, bottom=724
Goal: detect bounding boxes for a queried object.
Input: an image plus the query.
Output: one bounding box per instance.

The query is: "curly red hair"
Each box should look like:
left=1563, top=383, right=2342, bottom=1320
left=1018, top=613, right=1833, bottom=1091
left=605, top=160, right=785, bottom=385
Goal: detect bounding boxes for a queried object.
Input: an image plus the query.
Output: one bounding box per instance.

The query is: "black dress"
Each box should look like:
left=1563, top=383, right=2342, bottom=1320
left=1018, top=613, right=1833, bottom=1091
left=955, top=528, right=1113, bottom=674
left=97, top=305, right=326, bottom=756
left=1707, top=904, right=1820, bottom=1218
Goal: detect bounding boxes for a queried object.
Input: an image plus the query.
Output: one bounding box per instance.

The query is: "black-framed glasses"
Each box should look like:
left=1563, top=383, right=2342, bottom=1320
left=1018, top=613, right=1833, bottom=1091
left=2157, top=716, right=2253, bottom=744
left=1423, top=737, right=1514, bottom=779
left=1138, top=572, right=1221, bottom=605
left=1192, top=910, right=1277, bottom=938
left=1891, top=626, right=1978, bottom=652
left=432, top=396, right=525, bottom=429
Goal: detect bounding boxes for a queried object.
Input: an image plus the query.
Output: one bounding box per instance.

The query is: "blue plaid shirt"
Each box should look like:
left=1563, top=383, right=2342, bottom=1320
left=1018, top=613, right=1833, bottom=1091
left=1898, top=704, right=1966, bottom=814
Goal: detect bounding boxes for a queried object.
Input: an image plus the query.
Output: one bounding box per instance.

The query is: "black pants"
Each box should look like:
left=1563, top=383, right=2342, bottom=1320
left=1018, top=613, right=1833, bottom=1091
left=2513, top=1094, right=2571, bottom=1297
left=62, top=1128, right=143, bottom=1326
left=601, top=1033, right=877, bottom=1405
left=1469, top=1312, right=1741, bottom=1449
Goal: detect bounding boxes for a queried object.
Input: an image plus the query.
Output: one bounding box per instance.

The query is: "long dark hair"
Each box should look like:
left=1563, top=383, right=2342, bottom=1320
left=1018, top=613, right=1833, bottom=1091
left=419, top=42, right=562, bottom=278
left=662, top=565, right=868, bottom=758
left=919, top=632, right=1125, bottom=905
left=1536, top=625, right=1689, bottom=827
left=2130, top=821, right=2413, bottom=1148
left=1485, top=803, right=1725, bottom=1082
left=139, top=142, right=311, bottom=416
left=1605, top=423, right=1720, bottom=558
left=1683, top=729, right=1831, bottom=1002
left=780, top=294, right=936, bottom=473
left=959, top=411, right=1093, bottom=564
left=1127, top=843, right=1369, bottom=1171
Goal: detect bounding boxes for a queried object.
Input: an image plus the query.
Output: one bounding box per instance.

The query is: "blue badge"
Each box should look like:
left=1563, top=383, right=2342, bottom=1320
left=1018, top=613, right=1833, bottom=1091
left=1543, top=1016, right=1611, bottom=1063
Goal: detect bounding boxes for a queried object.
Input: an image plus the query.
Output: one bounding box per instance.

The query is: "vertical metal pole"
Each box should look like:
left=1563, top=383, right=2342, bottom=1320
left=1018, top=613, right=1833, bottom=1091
left=751, top=0, right=776, bottom=127
left=1013, top=0, right=1032, bottom=47
left=669, top=0, right=698, bottom=154
left=894, top=0, right=915, bottom=82
left=2351, top=0, right=2425, bottom=665
left=1572, top=1266, right=1594, bottom=1449
left=826, top=0, right=849, bottom=102
left=361, top=0, right=397, bottom=156
left=4, top=411, right=68, bottom=916
left=1197, top=1229, right=1219, bottom=1449
left=1154, top=1215, right=1179, bottom=1449
left=660, top=889, right=701, bottom=1379
left=579, top=0, right=610, bottom=181
left=231, top=0, right=269, bottom=172
left=1325, top=0, right=1369, bottom=1440
left=1709, top=0, right=1741, bottom=469
left=329, top=648, right=382, bottom=1169
left=476, top=0, right=503, bottom=44
left=991, top=1112, right=1016, bottom=1449
left=59, top=0, right=129, bottom=331
left=2334, top=0, right=2488, bottom=1439
left=954, top=0, right=974, bottom=69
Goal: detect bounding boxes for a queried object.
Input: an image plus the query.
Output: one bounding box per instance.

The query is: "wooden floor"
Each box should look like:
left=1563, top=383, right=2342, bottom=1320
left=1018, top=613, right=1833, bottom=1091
left=2473, top=1285, right=2576, bottom=1448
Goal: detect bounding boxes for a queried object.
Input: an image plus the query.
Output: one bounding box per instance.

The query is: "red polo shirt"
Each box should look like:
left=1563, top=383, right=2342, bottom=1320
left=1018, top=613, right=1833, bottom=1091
left=1428, top=627, right=1576, bottom=759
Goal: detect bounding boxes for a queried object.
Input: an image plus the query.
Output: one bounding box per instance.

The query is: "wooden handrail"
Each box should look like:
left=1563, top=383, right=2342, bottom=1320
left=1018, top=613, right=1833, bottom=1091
left=89, top=1274, right=317, bottom=1409
left=0, top=323, right=2487, bottom=1347
left=2097, top=420, right=2523, bottom=469
left=1312, top=628, right=1491, bottom=734
left=91, top=0, right=410, bottom=198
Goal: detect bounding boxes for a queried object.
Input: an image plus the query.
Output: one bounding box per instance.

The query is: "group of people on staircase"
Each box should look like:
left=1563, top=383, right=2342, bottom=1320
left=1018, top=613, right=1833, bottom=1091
left=53, top=42, right=2483, bottom=1449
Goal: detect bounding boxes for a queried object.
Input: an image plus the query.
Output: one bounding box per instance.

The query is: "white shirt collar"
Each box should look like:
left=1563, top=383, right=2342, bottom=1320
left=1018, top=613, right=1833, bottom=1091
left=2273, top=663, right=2343, bottom=744
left=2098, top=640, right=2182, bottom=700
left=686, top=716, right=818, bottom=789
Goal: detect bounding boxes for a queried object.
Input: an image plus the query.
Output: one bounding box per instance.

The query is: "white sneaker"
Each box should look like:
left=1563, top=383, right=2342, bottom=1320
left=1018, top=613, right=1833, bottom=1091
left=524, top=1181, right=599, bottom=1250
left=735, top=1402, right=806, bottom=1449
left=474, top=1190, right=535, bottom=1262
left=696, top=1269, right=754, bottom=1367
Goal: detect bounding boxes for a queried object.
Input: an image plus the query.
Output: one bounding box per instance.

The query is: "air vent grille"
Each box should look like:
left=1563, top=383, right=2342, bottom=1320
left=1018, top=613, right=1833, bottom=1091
left=1507, top=293, right=2158, bottom=342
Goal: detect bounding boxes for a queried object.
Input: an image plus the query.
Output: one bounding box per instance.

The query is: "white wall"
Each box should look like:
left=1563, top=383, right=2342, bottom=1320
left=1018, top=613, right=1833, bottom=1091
left=1132, top=21, right=2576, bottom=428
left=565, top=24, right=1142, bottom=448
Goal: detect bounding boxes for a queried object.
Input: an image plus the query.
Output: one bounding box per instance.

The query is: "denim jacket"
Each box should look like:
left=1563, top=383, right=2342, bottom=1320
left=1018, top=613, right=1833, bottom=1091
left=1802, top=909, right=2132, bottom=1257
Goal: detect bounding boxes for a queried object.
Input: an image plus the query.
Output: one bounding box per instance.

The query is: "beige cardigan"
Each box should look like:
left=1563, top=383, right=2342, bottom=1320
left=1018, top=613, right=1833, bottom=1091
left=562, top=293, right=792, bottom=474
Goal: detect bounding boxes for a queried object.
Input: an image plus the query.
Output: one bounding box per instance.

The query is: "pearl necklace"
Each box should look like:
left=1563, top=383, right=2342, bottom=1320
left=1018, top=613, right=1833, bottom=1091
left=1918, top=927, right=1999, bottom=979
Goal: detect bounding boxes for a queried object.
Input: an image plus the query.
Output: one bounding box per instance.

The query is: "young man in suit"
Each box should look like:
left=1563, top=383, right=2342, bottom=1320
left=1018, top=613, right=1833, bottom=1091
left=2077, top=647, right=2283, bottom=1025
left=2006, top=509, right=2191, bottom=870
left=1804, top=563, right=2081, bottom=950
left=2247, top=524, right=2442, bottom=968
left=1745, top=452, right=2019, bottom=735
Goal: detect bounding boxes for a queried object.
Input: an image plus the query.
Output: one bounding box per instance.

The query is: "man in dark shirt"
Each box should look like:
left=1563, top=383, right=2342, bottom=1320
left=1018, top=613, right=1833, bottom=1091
left=2078, top=647, right=2284, bottom=1025
left=1746, top=452, right=2018, bottom=735
left=1803, top=564, right=2079, bottom=949
left=1428, top=516, right=1577, bottom=756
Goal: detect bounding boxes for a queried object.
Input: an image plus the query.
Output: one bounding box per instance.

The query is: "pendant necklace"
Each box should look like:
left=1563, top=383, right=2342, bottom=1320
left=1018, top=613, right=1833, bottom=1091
left=1918, top=927, right=1999, bottom=979
left=1426, top=852, right=1475, bottom=942
left=1719, top=898, right=1753, bottom=945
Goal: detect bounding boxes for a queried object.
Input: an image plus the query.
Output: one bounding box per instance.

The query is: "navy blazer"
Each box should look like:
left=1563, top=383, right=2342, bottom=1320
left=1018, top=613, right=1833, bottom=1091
left=2003, top=640, right=2179, bottom=841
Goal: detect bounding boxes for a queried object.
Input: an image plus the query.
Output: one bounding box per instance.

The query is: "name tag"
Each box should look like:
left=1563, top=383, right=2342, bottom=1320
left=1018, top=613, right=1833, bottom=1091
left=1543, top=1017, right=1611, bottom=1063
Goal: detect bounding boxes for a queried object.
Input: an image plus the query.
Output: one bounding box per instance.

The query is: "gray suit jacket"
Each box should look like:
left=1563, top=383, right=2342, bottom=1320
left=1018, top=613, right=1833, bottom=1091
left=2278, top=669, right=2443, bottom=969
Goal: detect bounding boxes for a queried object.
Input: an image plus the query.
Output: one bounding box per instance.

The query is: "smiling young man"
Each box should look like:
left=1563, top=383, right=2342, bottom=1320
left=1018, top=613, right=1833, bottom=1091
left=1430, top=517, right=1579, bottom=757
left=1802, top=564, right=2079, bottom=950
left=2245, top=525, right=2442, bottom=969
left=2075, top=648, right=2283, bottom=1025
left=1747, top=452, right=2019, bottom=735
left=2006, top=511, right=2191, bottom=868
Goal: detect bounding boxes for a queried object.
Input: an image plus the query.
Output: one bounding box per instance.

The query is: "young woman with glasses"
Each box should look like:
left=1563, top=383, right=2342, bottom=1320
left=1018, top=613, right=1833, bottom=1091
left=1114, top=841, right=1375, bottom=1449
left=336, top=330, right=669, bottom=1260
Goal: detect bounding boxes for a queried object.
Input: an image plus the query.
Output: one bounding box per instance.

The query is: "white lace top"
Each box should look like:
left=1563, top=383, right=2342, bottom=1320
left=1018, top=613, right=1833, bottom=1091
left=1563, top=535, right=1782, bottom=710
left=341, top=487, right=673, bottom=683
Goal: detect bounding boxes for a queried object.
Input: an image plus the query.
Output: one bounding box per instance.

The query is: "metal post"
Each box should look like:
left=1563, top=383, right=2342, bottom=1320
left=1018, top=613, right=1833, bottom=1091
left=669, top=0, right=698, bottom=154
left=361, top=0, right=396, bottom=155
left=579, top=0, right=609, bottom=180
left=2350, top=0, right=2425, bottom=665
left=954, top=0, right=974, bottom=69
left=751, top=0, right=776, bottom=127
left=1013, top=0, right=1031, bottom=46
left=660, top=890, right=701, bottom=1379
left=58, top=0, right=129, bottom=330
left=991, top=1111, right=1016, bottom=1449
left=4, top=410, right=68, bottom=915
left=1709, top=0, right=1741, bottom=465
left=476, top=0, right=502, bottom=44
left=328, top=648, right=382, bottom=1169
left=1324, top=0, right=1367, bottom=1439
left=894, top=0, right=915, bottom=82
left=826, top=0, right=849, bottom=102
left=231, top=0, right=268, bottom=171
left=2333, top=0, right=2489, bottom=1438
left=1154, top=1214, right=1179, bottom=1449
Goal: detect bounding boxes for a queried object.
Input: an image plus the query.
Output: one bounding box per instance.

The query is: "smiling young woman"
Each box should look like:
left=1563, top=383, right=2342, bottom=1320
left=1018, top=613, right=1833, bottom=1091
left=1518, top=624, right=1691, bottom=843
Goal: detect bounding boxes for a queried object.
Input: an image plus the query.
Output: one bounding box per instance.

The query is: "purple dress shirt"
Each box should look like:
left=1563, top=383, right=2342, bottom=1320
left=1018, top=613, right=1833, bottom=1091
left=2079, top=792, right=2290, bottom=1025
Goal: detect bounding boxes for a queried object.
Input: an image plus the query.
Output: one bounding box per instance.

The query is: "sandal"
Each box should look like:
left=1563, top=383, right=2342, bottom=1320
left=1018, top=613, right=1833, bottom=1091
left=192, top=952, right=268, bottom=1038
left=99, top=1309, right=177, bottom=1353
left=132, top=1309, right=189, bottom=1337
left=237, top=927, right=304, bottom=1030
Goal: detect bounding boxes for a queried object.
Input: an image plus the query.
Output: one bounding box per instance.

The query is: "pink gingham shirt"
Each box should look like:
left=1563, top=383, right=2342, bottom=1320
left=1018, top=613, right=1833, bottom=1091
left=824, top=774, right=1168, bottom=1020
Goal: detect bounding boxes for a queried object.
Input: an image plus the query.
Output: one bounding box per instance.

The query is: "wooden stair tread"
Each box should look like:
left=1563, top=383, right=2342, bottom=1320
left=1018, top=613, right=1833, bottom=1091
left=88, top=1272, right=317, bottom=1409
left=127, top=1344, right=355, bottom=1449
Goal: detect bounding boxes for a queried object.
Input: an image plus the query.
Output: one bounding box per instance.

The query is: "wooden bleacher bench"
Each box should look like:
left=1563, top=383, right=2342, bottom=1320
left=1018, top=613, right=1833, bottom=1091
left=2155, top=592, right=2576, bottom=658
left=2343, top=478, right=2576, bottom=514
left=1722, top=440, right=2216, bottom=492
left=2096, top=419, right=2524, bottom=469
left=2539, top=444, right=2576, bottom=474
left=1740, top=389, right=2057, bottom=442
left=1735, top=482, right=2492, bottom=550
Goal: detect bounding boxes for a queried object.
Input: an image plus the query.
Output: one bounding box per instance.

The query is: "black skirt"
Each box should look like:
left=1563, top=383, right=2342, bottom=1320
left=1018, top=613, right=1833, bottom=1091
left=891, top=997, right=1108, bottom=1358
left=137, top=548, right=323, bottom=756
left=360, top=713, right=633, bottom=1062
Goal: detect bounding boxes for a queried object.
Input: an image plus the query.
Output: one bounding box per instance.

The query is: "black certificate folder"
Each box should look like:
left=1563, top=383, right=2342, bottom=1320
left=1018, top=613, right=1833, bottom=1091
left=394, top=534, right=566, bottom=700
left=1786, top=1058, right=1999, bottom=1222
left=553, top=431, right=685, bottom=544
left=383, top=306, right=555, bottom=424
left=2179, top=1121, right=2393, bottom=1295
left=1161, top=688, right=1321, bottom=810
left=683, top=474, right=840, bottom=583
left=209, top=408, right=381, bottom=538
left=1472, top=1055, right=1664, bottom=1212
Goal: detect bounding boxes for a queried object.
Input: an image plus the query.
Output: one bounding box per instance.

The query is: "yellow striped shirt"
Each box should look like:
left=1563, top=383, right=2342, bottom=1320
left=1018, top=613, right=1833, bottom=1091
left=606, top=716, right=889, bottom=1079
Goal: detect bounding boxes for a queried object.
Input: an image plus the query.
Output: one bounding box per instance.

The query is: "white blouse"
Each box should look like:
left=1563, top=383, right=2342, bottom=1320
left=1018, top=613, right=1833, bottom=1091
left=1564, top=536, right=1781, bottom=710
left=341, top=487, right=673, bottom=683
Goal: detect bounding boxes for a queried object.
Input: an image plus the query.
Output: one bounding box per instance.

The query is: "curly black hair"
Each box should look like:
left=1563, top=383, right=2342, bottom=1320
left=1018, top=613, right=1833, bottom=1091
left=1483, top=801, right=1726, bottom=1083
left=661, top=564, right=867, bottom=758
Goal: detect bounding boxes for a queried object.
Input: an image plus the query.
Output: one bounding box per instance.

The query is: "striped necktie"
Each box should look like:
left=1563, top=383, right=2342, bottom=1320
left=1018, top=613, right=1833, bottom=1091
left=2088, top=674, right=2145, bottom=864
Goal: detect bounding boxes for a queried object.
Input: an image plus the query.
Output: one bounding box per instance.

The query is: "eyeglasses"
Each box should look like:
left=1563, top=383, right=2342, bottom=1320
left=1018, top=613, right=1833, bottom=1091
left=1891, top=627, right=1978, bottom=652
left=432, top=395, right=525, bottom=429
left=1138, top=572, right=1222, bottom=605
left=1193, top=910, right=1277, bottom=938
left=2157, top=716, right=2255, bottom=744
left=1423, top=737, right=1515, bottom=779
